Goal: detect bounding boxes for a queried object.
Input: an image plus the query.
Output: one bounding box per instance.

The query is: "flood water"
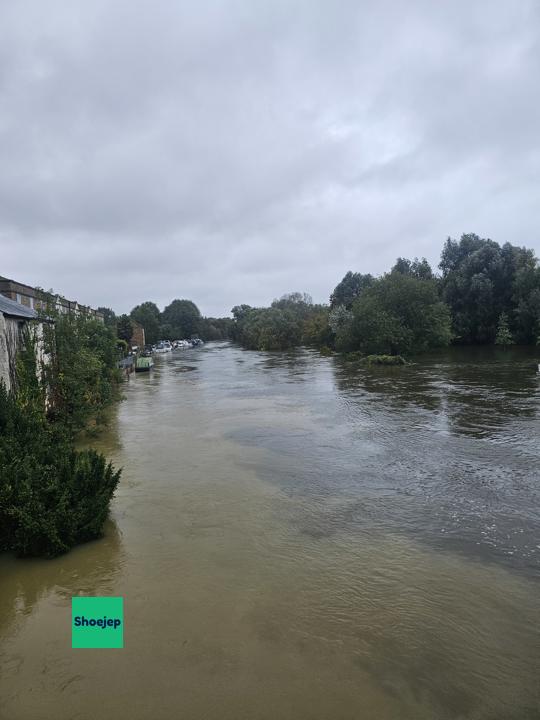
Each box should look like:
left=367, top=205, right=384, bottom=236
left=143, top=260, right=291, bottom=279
left=1, top=343, right=539, bottom=719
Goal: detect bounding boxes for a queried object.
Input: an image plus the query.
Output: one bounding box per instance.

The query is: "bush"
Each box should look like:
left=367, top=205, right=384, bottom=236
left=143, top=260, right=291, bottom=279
left=0, top=382, right=121, bottom=557
left=42, top=314, right=121, bottom=433
left=363, top=354, right=407, bottom=366
left=345, top=273, right=452, bottom=355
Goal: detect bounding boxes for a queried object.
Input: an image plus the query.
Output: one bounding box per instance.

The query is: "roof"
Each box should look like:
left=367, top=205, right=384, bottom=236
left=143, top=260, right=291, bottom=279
left=0, top=294, right=38, bottom=319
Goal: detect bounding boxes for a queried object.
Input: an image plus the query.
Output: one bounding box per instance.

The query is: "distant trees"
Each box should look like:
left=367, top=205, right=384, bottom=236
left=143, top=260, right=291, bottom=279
left=439, top=233, right=540, bottom=344
left=231, top=276, right=452, bottom=356
left=495, top=313, right=514, bottom=346
left=130, top=302, right=161, bottom=345
left=97, top=306, right=117, bottom=328
left=330, top=272, right=374, bottom=309
left=107, top=233, right=540, bottom=357
left=335, top=272, right=452, bottom=355
left=162, top=299, right=201, bottom=339
left=126, top=299, right=227, bottom=343
left=116, top=314, right=134, bottom=343
left=198, top=317, right=233, bottom=340
left=391, top=257, right=434, bottom=280
left=230, top=294, right=330, bottom=351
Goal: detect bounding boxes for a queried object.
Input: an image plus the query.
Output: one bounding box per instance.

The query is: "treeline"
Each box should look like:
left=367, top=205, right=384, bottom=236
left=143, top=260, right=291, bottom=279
left=231, top=234, right=540, bottom=355
left=0, top=313, right=121, bottom=557
left=230, top=293, right=333, bottom=351
left=98, top=300, right=233, bottom=346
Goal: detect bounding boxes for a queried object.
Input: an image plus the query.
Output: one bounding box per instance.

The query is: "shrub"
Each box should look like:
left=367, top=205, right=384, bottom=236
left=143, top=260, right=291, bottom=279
left=0, top=382, right=121, bottom=557
left=363, top=354, right=407, bottom=366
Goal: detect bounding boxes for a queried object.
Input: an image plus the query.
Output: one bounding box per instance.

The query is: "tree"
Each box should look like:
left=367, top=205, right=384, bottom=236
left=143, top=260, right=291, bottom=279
left=0, top=381, right=120, bottom=557
left=0, top=314, right=121, bottom=557
left=116, top=315, right=134, bottom=343
left=302, top=308, right=334, bottom=348
left=43, top=314, right=120, bottom=432
left=97, top=306, right=117, bottom=328
left=345, top=273, right=452, bottom=355
left=162, top=299, right=201, bottom=338
left=231, top=294, right=326, bottom=351
left=392, top=257, right=434, bottom=280
left=439, top=233, right=540, bottom=344
left=495, top=313, right=515, bottom=346
left=198, top=317, right=233, bottom=341
left=130, top=301, right=161, bottom=345
left=330, top=272, right=374, bottom=309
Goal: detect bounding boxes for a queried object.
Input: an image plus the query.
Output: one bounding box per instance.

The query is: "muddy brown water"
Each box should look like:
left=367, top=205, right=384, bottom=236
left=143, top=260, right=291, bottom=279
left=1, top=343, right=539, bottom=719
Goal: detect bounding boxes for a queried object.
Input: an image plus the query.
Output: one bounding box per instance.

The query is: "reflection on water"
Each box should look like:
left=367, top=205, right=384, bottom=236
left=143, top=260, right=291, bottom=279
left=0, top=342, right=539, bottom=719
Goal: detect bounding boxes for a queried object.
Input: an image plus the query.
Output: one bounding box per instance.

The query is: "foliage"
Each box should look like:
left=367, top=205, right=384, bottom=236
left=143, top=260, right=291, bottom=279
left=363, top=354, right=407, bottom=366
left=328, top=305, right=353, bottom=350
left=330, top=272, right=374, bottom=309
left=130, top=301, right=161, bottom=345
left=302, top=308, right=334, bottom=347
left=162, top=299, right=201, bottom=339
left=0, top=318, right=121, bottom=558
left=392, top=257, right=434, bottom=280
left=42, top=314, right=121, bottom=434
left=342, top=273, right=452, bottom=355
left=116, top=338, right=129, bottom=356
left=0, top=381, right=120, bottom=557
left=116, top=314, right=134, bottom=343
left=439, top=234, right=540, bottom=344
left=231, top=294, right=329, bottom=351
left=198, top=317, right=234, bottom=341
left=97, top=306, right=117, bottom=328
left=495, top=312, right=515, bottom=346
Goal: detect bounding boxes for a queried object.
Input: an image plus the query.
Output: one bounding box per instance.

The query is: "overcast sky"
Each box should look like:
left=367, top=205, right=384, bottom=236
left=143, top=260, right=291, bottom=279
left=1, top=1, right=539, bottom=316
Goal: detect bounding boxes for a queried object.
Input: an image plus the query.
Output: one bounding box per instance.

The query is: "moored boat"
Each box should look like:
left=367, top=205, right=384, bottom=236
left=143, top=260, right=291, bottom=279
left=135, top=356, right=154, bottom=372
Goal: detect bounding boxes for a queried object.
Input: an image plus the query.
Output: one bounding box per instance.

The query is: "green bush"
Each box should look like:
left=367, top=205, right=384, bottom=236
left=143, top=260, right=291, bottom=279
left=42, top=314, right=121, bottom=433
left=0, top=382, right=121, bottom=557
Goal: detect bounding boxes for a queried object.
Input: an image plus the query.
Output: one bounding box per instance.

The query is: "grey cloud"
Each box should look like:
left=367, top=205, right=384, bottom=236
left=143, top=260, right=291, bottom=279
left=0, top=0, right=539, bottom=316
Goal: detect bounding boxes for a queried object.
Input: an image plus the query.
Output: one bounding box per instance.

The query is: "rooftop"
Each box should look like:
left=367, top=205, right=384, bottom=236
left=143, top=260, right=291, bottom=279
left=0, top=293, right=38, bottom=319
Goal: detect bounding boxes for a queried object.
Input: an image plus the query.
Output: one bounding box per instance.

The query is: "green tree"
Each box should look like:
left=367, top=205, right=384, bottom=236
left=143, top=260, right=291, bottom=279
left=302, top=308, right=334, bottom=347
left=439, top=234, right=540, bottom=344
left=130, top=301, right=161, bottom=345
left=330, top=272, right=374, bottom=309
left=198, top=317, right=234, bottom=341
left=162, top=299, right=201, bottom=338
left=495, top=312, right=515, bottom=346
left=97, top=306, right=117, bottom=328
left=231, top=298, right=310, bottom=351
left=0, top=381, right=120, bottom=557
left=0, top=318, right=121, bottom=558
left=43, top=314, right=120, bottom=433
left=345, top=273, right=452, bottom=355
left=116, top=314, right=134, bottom=343
left=392, top=257, right=434, bottom=280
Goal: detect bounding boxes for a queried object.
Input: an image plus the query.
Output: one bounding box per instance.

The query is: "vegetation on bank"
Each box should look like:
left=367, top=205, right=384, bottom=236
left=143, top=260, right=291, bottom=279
left=0, top=315, right=121, bottom=557
left=99, top=299, right=233, bottom=346
left=229, top=234, right=540, bottom=356
left=230, top=293, right=333, bottom=351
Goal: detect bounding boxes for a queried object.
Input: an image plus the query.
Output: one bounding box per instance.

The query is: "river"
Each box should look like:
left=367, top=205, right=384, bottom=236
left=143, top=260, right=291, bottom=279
left=1, top=343, right=539, bottom=719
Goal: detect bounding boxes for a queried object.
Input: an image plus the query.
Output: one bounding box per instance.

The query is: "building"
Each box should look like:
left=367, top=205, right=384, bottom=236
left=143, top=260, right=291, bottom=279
left=0, top=293, right=43, bottom=392
left=130, top=320, right=146, bottom=349
left=0, top=275, right=104, bottom=321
